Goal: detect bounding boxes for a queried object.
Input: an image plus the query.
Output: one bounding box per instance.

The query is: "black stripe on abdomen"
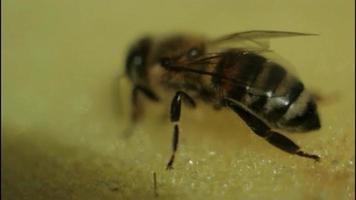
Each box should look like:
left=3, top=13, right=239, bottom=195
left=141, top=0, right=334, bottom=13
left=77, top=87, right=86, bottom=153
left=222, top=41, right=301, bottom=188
left=249, top=63, right=287, bottom=113
left=263, top=63, right=287, bottom=90
left=219, top=51, right=266, bottom=101
left=232, top=53, right=266, bottom=84
left=265, top=78, right=304, bottom=121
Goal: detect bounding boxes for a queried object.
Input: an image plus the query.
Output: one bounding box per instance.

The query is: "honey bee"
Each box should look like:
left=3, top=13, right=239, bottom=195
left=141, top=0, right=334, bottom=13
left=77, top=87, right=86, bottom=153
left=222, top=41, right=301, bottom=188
left=124, top=30, right=321, bottom=169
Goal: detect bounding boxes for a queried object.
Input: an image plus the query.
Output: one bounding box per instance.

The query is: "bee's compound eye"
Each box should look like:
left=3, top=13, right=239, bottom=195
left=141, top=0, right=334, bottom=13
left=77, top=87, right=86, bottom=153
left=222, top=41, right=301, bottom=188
left=160, top=57, right=173, bottom=68
left=132, top=55, right=143, bottom=66
left=125, top=37, right=152, bottom=80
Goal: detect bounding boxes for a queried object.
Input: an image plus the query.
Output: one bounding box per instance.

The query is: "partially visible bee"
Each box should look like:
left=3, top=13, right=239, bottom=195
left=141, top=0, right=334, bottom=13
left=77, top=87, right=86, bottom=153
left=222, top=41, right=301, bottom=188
left=124, top=30, right=321, bottom=169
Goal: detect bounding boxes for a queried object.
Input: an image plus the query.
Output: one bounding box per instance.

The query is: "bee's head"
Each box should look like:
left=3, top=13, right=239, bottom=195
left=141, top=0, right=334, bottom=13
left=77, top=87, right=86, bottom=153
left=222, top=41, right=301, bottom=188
left=125, top=36, right=152, bottom=84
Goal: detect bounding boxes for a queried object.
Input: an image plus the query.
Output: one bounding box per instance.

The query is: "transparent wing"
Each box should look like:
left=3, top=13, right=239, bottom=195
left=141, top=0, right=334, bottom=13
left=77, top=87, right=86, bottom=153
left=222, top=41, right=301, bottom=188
left=206, top=30, right=318, bottom=75
left=212, top=30, right=318, bottom=42
left=209, top=30, right=318, bottom=51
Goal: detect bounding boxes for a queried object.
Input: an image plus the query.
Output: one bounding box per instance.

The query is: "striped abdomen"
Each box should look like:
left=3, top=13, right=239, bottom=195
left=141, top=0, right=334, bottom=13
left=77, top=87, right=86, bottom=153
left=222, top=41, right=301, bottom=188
left=212, top=50, right=321, bottom=132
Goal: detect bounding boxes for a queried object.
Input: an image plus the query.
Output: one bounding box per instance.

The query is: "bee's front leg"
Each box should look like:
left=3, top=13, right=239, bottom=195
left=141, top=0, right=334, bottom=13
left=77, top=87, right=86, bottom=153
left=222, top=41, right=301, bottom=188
left=166, top=91, right=196, bottom=170
left=123, top=85, right=159, bottom=137
left=131, top=85, right=159, bottom=121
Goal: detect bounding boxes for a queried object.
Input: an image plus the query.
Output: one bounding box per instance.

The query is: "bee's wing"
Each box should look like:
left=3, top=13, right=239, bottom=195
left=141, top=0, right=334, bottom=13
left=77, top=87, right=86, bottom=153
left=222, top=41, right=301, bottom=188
left=212, top=30, right=318, bottom=42
left=174, top=31, right=318, bottom=97
left=206, top=30, right=318, bottom=75
left=209, top=30, right=318, bottom=51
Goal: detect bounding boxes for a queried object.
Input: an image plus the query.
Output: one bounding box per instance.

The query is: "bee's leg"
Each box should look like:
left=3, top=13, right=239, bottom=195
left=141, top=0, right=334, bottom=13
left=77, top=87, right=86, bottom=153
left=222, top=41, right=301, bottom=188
left=131, top=85, right=160, bottom=121
left=166, top=91, right=196, bottom=170
left=123, top=85, right=159, bottom=137
left=224, top=98, right=320, bottom=162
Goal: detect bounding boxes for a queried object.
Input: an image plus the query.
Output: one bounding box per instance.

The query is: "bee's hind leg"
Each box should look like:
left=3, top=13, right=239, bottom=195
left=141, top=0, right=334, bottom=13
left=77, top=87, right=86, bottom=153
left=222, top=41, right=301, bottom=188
left=166, top=91, right=196, bottom=170
left=223, top=98, right=320, bottom=162
left=123, top=85, right=159, bottom=138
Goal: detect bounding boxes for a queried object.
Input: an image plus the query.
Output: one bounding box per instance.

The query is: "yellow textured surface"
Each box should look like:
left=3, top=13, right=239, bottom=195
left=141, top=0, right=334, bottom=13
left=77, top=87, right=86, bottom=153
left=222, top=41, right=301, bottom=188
left=2, top=0, right=355, bottom=200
